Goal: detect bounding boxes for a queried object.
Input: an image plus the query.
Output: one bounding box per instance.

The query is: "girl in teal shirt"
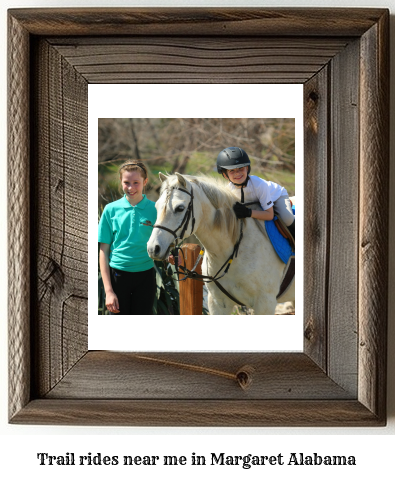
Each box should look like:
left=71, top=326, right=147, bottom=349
left=99, top=161, right=157, bottom=314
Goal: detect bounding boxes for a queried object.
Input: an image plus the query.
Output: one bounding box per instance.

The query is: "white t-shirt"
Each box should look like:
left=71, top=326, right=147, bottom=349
left=228, top=175, right=287, bottom=211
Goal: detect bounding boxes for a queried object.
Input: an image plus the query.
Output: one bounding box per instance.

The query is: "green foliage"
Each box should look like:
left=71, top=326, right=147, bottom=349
left=152, top=261, right=180, bottom=315
left=98, top=162, right=121, bottom=207
left=262, top=169, right=296, bottom=197
left=98, top=118, right=296, bottom=204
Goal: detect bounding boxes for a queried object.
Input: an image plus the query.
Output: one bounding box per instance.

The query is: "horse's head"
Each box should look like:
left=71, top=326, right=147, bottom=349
left=147, top=172, right=196, bottom=260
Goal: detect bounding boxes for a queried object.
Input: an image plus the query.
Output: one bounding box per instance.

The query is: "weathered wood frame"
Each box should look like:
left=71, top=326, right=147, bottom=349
left=8, top=8, right=389, bottom=426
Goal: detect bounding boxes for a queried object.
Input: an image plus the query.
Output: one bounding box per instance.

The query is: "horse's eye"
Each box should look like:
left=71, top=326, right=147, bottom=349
left=175, top=205, right=185, bottom=213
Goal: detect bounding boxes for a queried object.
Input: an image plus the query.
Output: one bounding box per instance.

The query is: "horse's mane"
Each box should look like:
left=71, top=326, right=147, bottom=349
left=160, top=174, right=241, bottom=244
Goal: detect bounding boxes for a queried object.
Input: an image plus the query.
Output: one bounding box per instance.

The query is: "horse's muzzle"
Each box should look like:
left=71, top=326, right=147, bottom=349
left=147, top=243, right=161, bottom=260
left=147, top=243, right=171, bottom=261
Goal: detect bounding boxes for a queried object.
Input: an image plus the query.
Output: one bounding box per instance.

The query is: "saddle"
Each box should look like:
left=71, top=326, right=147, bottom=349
left=274, top=216, right=295, bottom=248
left=265, top=215, right=294, bottom=265
left=264, top=205, right=295, bottom=302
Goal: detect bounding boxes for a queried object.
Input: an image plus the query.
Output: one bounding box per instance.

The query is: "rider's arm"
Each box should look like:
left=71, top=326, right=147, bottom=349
left=251, top=207, right=274, bottom=221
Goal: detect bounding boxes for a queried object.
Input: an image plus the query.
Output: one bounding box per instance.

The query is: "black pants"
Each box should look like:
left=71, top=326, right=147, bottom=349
left=109, top=267, right=156, bottom=315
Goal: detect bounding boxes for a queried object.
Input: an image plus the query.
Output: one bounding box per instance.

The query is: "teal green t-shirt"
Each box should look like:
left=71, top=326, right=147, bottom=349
left=98, top=194, right=157, bottom=272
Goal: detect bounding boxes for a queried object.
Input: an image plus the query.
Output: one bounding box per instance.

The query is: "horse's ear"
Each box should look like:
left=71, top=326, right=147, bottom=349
left=158, top=172, right=167, bottom=183
left=175, top=172, right=187, bottom=188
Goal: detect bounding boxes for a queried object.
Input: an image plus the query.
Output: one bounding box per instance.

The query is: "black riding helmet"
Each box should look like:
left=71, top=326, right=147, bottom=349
left=216, top=147, right=251, bottom=175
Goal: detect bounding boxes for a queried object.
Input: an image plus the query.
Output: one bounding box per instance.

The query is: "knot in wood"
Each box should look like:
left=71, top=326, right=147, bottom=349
left=304, top=322, right=314, bottom=341
left=236, top=365, right=255, bottom=390
left=308, top=91, right=319, bottom=103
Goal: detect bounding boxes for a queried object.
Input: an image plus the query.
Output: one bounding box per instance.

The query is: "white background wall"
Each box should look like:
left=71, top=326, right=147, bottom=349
left=1, top=0, right=394, bottom=476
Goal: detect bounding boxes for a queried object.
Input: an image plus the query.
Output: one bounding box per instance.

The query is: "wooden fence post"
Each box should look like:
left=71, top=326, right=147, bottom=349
left=178, top=244, right=203, bottom=315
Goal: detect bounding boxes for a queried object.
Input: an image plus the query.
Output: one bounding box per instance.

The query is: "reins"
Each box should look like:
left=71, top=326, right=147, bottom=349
left=142, top=183, right=259, bottom=308
left=172, top=221, right=246, bottom=306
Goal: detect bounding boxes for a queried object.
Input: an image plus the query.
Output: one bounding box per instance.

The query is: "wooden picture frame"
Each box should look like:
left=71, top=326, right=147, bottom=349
left=8, top=8, right=389, bottom=426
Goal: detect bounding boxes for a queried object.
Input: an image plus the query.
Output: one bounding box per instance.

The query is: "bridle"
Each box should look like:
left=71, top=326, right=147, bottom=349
left=142, top=183, right=258, bottom=308
left=141, top=186, right=195, bottom=246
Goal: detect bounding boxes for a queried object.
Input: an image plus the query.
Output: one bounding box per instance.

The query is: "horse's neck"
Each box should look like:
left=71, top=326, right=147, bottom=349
left=195, top=226, right=237, bottom=262
left=193, top=186, right=239, bottom=263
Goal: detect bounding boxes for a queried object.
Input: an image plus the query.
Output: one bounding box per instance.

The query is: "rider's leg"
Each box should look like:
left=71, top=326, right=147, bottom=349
left=287, top=219, right=295, bottom=240
left=273, top=195, right=295, bottom=240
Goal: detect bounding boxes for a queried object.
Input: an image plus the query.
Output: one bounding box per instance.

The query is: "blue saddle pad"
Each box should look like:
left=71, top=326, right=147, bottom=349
left=265, top=207, right=295, bottom=264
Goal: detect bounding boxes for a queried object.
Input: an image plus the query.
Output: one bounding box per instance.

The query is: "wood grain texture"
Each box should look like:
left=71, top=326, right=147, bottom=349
left=8, top=8, right=387, bottom=37
left=327, top=39, right=360, bottom=396
left=11, top=399, right=383, bottom=427
left=49, top=37, right=350, bottom=84
left=45, top=352, right=353, bottom=400
left=7, top=8, right=389, bottom=426
left=30, top=39, right=88, bottom=398
left=8, top=12, right=31, bottom=421
left=303, top=68, right=329, bottom=370
left=358, top=12, right=389, bottom=420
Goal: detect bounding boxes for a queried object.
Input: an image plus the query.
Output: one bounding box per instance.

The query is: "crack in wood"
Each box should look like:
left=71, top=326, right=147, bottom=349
left=135, top=355, right=254, bottom=390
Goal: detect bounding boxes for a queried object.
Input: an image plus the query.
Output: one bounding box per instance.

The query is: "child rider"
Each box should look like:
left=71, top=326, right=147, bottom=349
left=216, top=146, right=295, bottom=240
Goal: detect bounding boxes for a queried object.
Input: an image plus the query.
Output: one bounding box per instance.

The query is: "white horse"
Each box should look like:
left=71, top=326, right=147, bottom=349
left=147, top=172, right=295, bottom=315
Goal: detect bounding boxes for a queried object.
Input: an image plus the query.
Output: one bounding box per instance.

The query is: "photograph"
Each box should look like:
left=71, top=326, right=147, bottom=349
left=97, top=118, right=296, bottom=317
left=88, top=84, right=303, bottom=352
